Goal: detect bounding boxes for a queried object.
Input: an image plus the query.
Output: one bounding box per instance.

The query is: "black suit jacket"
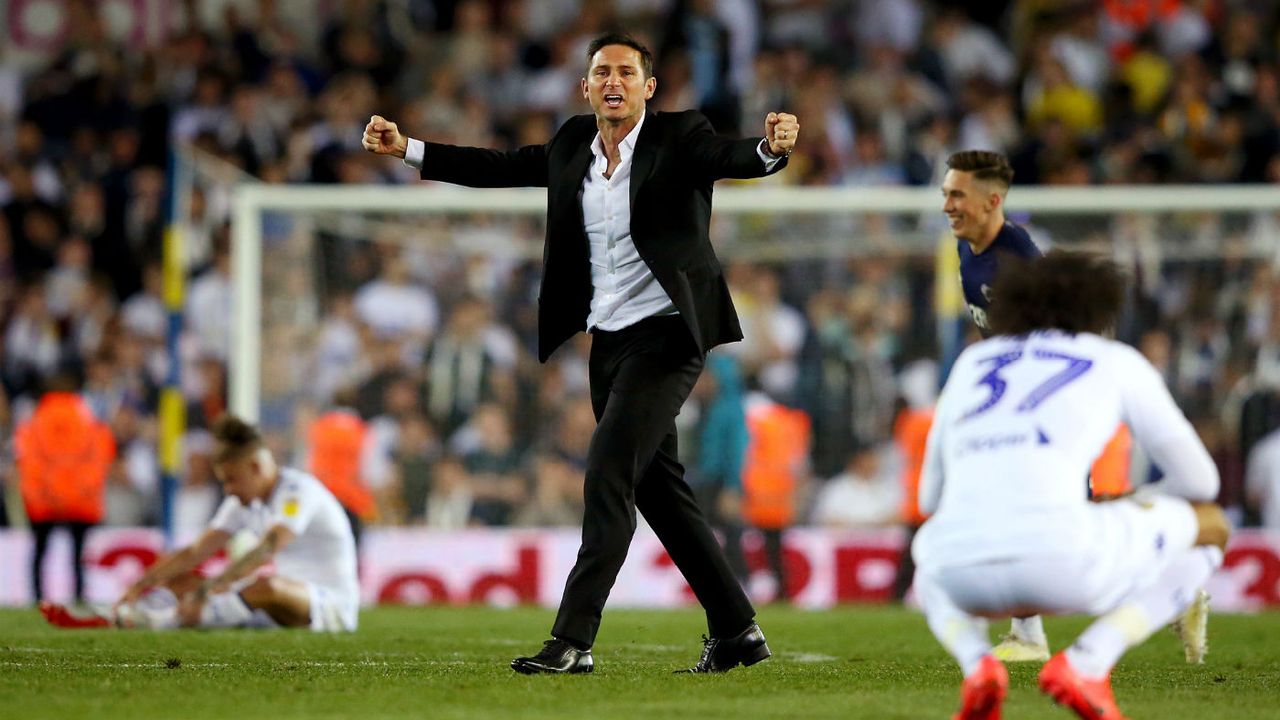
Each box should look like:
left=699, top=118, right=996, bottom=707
left=418, top=110, right=787, bottom=362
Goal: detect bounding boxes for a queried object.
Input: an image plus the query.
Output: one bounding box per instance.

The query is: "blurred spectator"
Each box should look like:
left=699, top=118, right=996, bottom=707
left=515, top=454, right=584, bottom=527
left=689, top=353, right=750, bottom=582
left=731, top=264, right=806, bottom=403
left=5, top=281, right=64, bottom=397
left=425, top=296, right=514, bottom=437
left=810, top=443, right=899, bottom=528
left=929, top=7, right=1016, bottom=91
left=425, top=455, right=474, bottom=530
left=354, top=245, right=439, bottom=363
left=185, top=232, right=233, bottom=361
left=173, top=429, right=220, bottom=539
left=1247, top=426, right=1280, bottom=530
left=104, top=402, right=158, bottom=526
left=457, top=404, right=527, bottom=527
left=392, top=413, right=440, bottom=524
left=312, top=290, right=365, bottom=406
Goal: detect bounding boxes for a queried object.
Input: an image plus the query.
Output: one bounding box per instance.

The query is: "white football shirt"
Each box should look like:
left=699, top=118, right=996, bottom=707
left=210, top=467, right=359, bottom=601
left=914, top=330, right=1218, bottom=569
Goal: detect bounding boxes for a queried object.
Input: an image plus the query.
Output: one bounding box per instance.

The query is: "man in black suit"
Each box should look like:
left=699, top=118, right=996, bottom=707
left=363, top=32, right=799, bottom=674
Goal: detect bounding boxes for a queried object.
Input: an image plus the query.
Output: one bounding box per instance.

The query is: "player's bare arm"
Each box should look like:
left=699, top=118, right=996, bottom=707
left=116, top=528, right=230, bottom=610
left=179, top=525, right=296, bottom=626
left=203, top=524, right=296, bottom=596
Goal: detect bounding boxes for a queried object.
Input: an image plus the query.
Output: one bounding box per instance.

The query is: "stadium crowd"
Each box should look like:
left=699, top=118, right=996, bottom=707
left=2, top=0, right=1280, bottom=547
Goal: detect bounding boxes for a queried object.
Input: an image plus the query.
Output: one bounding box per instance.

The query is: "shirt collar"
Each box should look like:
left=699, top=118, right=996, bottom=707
left=590, top=111, right=646, bottom=161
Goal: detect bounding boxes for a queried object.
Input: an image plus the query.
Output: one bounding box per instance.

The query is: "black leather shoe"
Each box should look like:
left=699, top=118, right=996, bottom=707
left=511, top=639, right=594, bottom=674
left=679, top=622, right=771, bottom=673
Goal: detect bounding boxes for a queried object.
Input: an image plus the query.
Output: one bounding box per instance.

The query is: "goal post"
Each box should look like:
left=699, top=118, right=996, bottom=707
left=228, top=182, right=1280, bottom=423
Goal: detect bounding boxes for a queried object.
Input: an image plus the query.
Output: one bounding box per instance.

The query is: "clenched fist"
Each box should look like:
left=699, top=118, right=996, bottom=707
left=765, top=112, right=799, bottom=158
left=363, top=115, right=407, bottom=158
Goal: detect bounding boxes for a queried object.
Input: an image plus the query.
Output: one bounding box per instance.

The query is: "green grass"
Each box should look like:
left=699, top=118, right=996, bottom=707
left=3, top=605, right=1279, bottom=719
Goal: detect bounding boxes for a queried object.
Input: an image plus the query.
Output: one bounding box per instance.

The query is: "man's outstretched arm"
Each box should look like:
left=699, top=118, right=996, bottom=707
left=683, top=111, right=799, bottom=181
left=362, top=114, right=549, bottom=188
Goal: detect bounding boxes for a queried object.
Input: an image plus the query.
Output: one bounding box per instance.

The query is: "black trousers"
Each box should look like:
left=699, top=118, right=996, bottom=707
left=31, top=521, right=93, bottom=603
left=551, top=316, right=756, bottom=647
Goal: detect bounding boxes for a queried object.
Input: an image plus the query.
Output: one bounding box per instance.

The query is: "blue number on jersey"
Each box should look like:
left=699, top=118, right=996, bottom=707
left=961, top=347, right=1093, bottom=422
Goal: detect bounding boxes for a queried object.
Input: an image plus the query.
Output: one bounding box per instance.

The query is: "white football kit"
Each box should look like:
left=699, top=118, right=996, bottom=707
left=210, top=467, right=360, bottom=631
left=912, top=330, right=1219, bottom=615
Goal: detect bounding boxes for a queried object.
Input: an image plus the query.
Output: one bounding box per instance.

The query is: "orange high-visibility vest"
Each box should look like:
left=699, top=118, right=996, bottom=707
left=742, top=400, right=811, bottom=530
left=307, top=410, right=375, bottom=520
left=15, top=392, right=115, bottom=523
left=894, top=406, right=934, bottom=526
left=1090, top=424, right=1133, bottom=497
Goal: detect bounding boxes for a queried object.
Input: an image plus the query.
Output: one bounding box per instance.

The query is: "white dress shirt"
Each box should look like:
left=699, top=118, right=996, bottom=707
left=404, top=118, right=782, bottom=332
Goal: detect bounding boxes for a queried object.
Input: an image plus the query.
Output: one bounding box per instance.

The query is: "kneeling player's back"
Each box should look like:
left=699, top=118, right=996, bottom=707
left=929, top=331, right=1146, bottom=516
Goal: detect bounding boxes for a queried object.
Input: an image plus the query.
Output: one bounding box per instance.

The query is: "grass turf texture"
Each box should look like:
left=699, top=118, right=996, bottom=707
left=3, top=606, right=1279, bottom=719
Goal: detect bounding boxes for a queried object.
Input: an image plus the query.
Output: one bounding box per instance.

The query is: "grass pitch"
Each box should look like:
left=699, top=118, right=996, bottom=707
left=3, top=605, right=1279, bottom=719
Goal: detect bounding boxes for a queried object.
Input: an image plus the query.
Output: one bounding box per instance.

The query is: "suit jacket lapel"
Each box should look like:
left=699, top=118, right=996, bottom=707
left=629, top=113, right=657, bottom=209
left=564, top=138, right=593, bottom=200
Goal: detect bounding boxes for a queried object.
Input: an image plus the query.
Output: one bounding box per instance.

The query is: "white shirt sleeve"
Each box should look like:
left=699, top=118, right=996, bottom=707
left=918, top=381, right=955, bottom=517
left=403, top=138, right=425, bottom=170
left=756, top=139, right=785, bottom=171
left=208, top=497, right=245, bottom=534
left=1119, top=348, right=1219, bottom=502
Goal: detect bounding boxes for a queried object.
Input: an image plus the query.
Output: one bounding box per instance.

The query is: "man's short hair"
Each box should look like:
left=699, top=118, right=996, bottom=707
left=986, top=250, right=1125, bottom=336
left=212, top=414, right=264, bottom=463
left=946, top=150, right=1014, bottom=191
left=586, top=32, right=654, bottom=79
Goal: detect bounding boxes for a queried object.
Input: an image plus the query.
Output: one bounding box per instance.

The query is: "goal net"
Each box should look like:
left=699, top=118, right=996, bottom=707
left=167, top=156, right=1276, bottom=517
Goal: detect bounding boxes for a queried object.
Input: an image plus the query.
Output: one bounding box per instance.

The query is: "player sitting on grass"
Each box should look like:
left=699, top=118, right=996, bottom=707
left=913, top=251, right=1229, bottom=720
left=40, top=415, right=359, bottom=632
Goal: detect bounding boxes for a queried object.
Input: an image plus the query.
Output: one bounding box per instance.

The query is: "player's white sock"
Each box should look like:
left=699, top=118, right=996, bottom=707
left=199, top=591, right=256, bottom=628
left=119, top=587, right=180, bottom=629
left=1067, top=545, right=1223, bottom=679
left=1010, top=615, right=1047, bottom=646
left=917, top=569, right=991, bottom=675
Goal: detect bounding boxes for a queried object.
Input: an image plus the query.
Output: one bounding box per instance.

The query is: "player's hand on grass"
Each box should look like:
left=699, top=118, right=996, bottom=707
left=363, top=115, right=408, bottom=159
left=115, top=583, right=145, bottom=613
left=178, top=590, right=206, bottom=627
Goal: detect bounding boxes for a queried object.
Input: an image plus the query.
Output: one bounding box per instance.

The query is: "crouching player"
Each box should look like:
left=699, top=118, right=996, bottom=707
left=41, top=415, right=359, bottom=632
left=913, top=251, right=1229, bottom=720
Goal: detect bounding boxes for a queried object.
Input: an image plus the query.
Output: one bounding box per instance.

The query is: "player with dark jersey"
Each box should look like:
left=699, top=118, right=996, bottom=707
left=942, top=151, right=1050, bottom=663
left=938, top=151, right=1209, bottom=669
left=957, top=221, right=1042, bottom=336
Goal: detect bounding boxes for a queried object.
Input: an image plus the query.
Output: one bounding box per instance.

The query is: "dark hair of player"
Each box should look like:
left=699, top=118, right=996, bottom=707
left=946, top=150, right=1014, bottom=191
left=986, top=250, right=1126, bottom=336
left=586, top=33, right=654, bottom=79
left=212, top=415, right=265, bottom=463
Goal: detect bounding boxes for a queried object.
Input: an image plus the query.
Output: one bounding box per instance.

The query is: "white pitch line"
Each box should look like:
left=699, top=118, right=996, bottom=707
left=781, top=652, right=839, bottom=663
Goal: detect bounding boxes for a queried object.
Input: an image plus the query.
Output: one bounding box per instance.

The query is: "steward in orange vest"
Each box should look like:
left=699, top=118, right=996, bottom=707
left=16, top=379, right=116, bottom=601
left=306, top=408, right=375, bottom=533
left=742, top=391, right=810, bottom=602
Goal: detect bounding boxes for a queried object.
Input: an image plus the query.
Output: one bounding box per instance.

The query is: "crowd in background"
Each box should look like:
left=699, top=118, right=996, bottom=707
left=3, top=0, right=1280, bottom=551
